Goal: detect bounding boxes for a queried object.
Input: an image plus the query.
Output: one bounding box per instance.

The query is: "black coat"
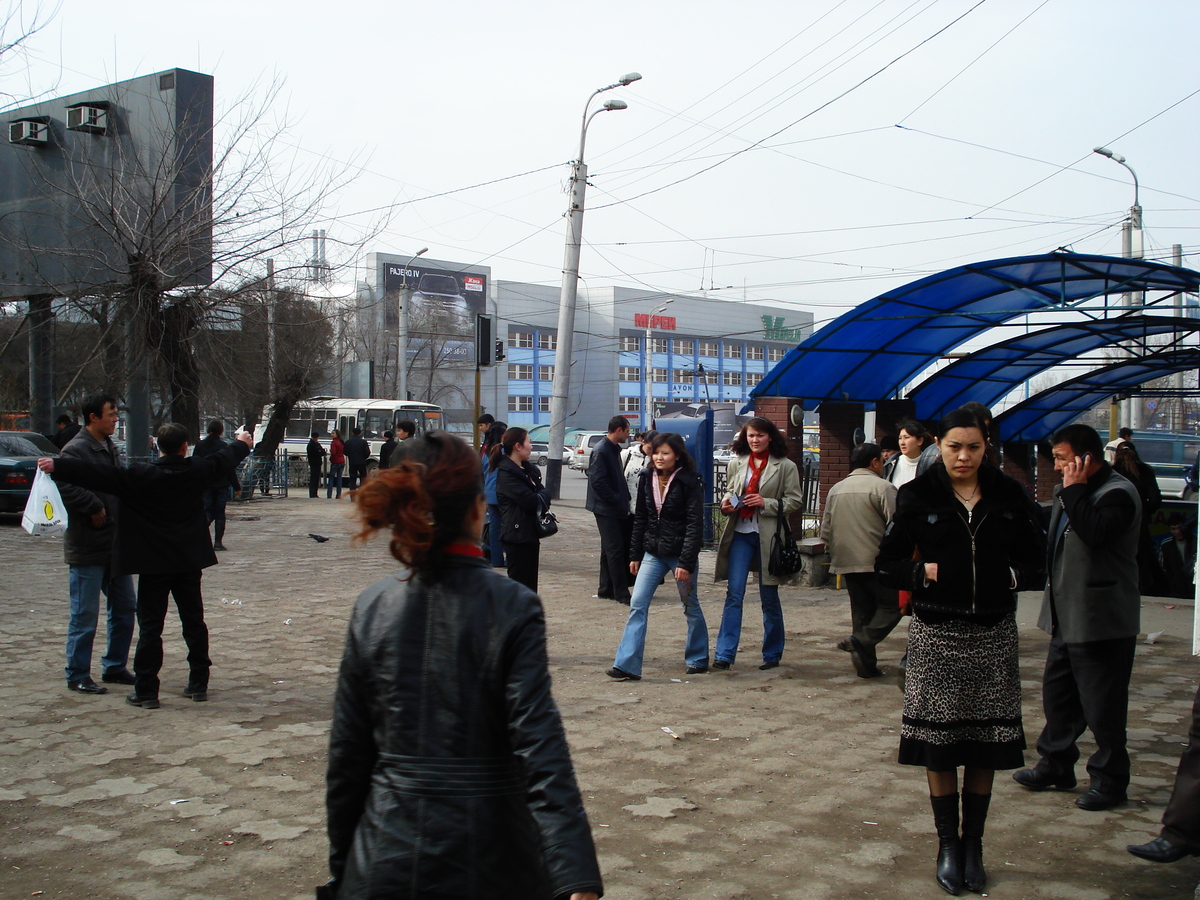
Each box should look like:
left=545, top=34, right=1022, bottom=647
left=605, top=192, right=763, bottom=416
left=585, top=437, right=628, bottom=518
left=343, top=436, right=370, bottom=466
left=630, top=467, right=704, bottom=573
left=875, top=461, right=1046, bottom=621
left=193, top=434, right=240, bottom=490
left=51, top=442, right=250, bottom=576
left=495, top=458, right=549, bottom=545
left=325, top=556, right=603, bottom=899
left=307, top=438, right=327, bottom=469
left=56, top=430, right=121, bottom=567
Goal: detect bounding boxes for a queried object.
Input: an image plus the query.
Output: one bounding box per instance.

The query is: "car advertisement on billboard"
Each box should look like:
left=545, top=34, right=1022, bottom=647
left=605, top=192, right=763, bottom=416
left=384, top=262, right=488, bottom=363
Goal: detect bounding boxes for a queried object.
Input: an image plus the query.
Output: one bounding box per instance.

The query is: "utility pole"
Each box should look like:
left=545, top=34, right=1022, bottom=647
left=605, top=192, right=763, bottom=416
left=266, top=259, right=276, bottom=399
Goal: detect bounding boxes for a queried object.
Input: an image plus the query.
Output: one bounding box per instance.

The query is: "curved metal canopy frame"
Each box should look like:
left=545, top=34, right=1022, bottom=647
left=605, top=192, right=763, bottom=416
left=992, top=348, right=1200, bottom=442
left=750, top=252, right=1200, bottom=409
left=907, top=315, right=1200, bottom=421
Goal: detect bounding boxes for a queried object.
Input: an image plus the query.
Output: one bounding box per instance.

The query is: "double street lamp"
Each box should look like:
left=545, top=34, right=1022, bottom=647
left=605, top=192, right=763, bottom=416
left=545, top=72, right=641, bottom=498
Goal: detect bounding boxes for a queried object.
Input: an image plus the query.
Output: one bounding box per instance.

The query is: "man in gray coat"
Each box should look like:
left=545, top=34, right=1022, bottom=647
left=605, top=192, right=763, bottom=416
left=57, top=394, right=137, bottom=694
left=1014, top=423, right=1141, bottom=811
left=820, top=443, right=901, bottom=678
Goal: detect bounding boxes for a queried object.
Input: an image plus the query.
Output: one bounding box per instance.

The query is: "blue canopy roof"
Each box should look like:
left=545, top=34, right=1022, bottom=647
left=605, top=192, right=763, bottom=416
left=993, top=349, right=1200, bottom=442
left=907, top=315, right=1200, bottom=421
left=751, top=252, right=1200, bottom=408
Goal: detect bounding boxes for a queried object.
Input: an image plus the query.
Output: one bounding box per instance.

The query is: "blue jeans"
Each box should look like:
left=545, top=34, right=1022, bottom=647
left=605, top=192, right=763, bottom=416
left=326, top=463, right=344, bottom=498
left=612, top=552, right=709, bottom=677
left=486, top=504, right=507, bottom=567
left=66, top=564, right=137, bottom=682
left=715, top=530, right=784, bottom=665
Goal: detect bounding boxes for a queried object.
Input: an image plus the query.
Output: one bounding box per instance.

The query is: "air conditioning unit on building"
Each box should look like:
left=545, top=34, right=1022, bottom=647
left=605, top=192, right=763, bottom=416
left=66, top=103, right=108, bottom=134
left=8, top=119, right=49, bottom=146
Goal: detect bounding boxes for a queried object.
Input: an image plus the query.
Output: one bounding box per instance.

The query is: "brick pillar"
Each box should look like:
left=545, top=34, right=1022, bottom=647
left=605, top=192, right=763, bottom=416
left=818, top=402, right=864, bottom=510
left=755, top=396, right=807, bottom=529
left=1035, top=441, right=1058, bottom=504
left=874, top=399, right=916, bottom=442
left=1001, top=440, right=1036, bottom=500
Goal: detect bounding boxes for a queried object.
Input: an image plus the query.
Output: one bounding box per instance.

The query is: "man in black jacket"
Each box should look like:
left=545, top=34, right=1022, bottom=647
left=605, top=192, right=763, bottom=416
left=307, top=432, right=327, bottom=497
left=40, top=423, right=252, bottom=709
left=56, top=394, right=137, bottom=695
left=586, top=416, right=632, bottom=604
left=343, top=427, right=370, bottom=490
left=193, top=420, right=239, bottom=551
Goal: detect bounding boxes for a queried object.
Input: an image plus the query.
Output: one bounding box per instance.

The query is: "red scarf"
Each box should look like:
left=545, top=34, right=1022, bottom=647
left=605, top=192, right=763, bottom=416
left=739, top=451, right=769, bottom=519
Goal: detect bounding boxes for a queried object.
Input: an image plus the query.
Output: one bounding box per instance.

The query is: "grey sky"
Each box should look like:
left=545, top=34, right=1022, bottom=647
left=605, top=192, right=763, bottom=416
left=14, top=0, right=1200, bottom=332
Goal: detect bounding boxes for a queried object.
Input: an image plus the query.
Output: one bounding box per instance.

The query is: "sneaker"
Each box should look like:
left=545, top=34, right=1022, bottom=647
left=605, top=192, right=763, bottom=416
left=183, top=685, right=208, bottom=702
left=126, top=691, right=160, bottom=709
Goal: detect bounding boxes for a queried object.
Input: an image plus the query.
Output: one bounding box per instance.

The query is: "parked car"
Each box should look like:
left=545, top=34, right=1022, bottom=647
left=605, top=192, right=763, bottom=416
left=0, top=431, right=59, bottom=513
left=530, top=441, right=550, bottom=466
left=569, top=431, right=611, bottom=471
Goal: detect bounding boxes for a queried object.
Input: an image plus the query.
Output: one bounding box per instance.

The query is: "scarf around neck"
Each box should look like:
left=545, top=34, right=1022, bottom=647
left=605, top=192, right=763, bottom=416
left=740, top=451, right=770, bottom=519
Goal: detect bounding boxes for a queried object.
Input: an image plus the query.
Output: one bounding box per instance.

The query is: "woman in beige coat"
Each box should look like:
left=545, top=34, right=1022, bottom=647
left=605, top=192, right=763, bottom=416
left=713, top=417, right=803, bottom=670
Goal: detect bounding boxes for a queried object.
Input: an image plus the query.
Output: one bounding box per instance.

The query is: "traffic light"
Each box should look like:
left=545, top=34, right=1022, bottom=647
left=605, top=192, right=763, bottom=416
left=475, top=315, right=494, bottom=366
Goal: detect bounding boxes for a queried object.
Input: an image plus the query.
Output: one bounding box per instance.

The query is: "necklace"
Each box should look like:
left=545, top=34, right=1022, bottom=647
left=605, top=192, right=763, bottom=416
left=952, top=483, right=979, bottom=504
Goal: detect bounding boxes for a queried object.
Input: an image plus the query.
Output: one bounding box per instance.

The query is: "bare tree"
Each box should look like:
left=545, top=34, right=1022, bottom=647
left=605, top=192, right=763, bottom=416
left=0, top=0, right=59, bottom=113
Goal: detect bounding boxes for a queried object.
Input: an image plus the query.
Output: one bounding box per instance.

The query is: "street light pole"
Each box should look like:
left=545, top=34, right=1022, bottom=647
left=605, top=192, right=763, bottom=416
left=545, top=72, right=641, bottom=499
left=1094, top=147, right=1143, bottom=429
left=397, top=247, right=428, bottom=401
left=643, top=300, right=673, bottom=429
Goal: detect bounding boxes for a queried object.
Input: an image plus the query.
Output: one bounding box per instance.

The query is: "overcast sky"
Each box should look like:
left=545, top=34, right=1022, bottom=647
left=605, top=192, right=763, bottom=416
left=10, top=0, right=1200, bottom=333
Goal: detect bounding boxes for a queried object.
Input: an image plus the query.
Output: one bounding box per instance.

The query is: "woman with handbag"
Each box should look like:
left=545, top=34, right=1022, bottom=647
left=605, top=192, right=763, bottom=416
left=875, top=407, right=1045, bottom=895
left=493, top=427, right=551, bottom=592
left=713, top=417, right=803, bottom=671
left=321, top=432, right=602, bottom=900
left=607, top=432, right=709, bottom=681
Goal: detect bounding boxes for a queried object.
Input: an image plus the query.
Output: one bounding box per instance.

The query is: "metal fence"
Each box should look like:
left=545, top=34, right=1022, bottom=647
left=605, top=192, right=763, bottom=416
left=705, top=454, right=820, bottom=547
left=235, top=451, right=291, bottom=499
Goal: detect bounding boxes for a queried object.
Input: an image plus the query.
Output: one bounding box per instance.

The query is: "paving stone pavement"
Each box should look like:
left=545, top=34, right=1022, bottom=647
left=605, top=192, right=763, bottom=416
left=1, top=494, right=1198, bottom=899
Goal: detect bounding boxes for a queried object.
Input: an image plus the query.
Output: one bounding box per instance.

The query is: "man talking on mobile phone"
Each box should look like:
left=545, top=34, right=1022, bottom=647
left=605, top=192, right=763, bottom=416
left=1014, top=423, right=1142, bottom=812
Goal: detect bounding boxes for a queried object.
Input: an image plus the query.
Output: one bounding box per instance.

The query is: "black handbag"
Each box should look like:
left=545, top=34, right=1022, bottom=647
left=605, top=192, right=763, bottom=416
left=536, top=500, right=559, bottom=539
left=767, top=478, right=803, bottom=578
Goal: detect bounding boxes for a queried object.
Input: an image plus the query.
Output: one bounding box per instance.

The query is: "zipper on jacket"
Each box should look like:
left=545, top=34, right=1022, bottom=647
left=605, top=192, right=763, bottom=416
left=958, top=508, right=987, bottom=615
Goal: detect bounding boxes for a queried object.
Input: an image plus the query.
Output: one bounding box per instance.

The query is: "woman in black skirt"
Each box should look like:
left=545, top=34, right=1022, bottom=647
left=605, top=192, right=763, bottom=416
left=492, top=427, right=550, bottom=591
left=876, top=408, right=1045, bottom=895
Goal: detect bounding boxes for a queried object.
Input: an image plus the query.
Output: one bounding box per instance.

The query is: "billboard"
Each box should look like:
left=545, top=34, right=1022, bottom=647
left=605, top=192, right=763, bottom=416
left=383, top=262, right=488, bottom=366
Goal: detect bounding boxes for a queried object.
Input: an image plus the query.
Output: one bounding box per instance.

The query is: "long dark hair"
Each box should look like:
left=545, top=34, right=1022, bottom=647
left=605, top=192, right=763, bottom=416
left=1112, top=442, right=1143, bottom=487
left=488, top=426, right=528, bottom=472
left=650, top=432, right=695, bottom=473
left=731, top=417, right=788, bottom=458
left=353, top=432, right=483, bottom=577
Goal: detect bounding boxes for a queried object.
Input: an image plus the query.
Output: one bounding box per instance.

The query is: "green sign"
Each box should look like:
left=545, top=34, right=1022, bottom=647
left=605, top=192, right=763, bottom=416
left=761, top=315, right=805, bottom=342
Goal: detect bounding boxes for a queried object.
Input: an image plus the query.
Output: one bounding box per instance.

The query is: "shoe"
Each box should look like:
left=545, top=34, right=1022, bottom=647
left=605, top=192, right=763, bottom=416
left=606, top=667, right=641, bottom=681
left=593, top=593, right=613, bottom=600
left=101, top=667, right=136, bottom=685
left=126, top=691, right=160, bottom=709
left=685, top=665, right=708, bottom=675
left=183, top=685, right=208, bottom=702
left=848, top=637, right=880, bottom=679
left=1127, top=837, right=1194, bottom=863
left=1074, top=789, right=1126, bottom=811
left=615, top=597, right=631, bottom=606
left=213, top=542, right=227, bottom=551
left=1012, top=767, right=1077, bottom=791
left=837, top=638, right=853, bottom=652
left=67, top=677, right=107, bottom=695
left=712, top=660, right=731, bottom=671
left=759, top=661, right=779, bottom=670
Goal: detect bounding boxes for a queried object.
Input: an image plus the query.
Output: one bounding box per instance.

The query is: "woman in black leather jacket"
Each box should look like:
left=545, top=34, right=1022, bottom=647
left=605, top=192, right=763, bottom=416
left=492, top=427, right=551, bottom=591
left=876, top=408, right=1045, bottom=896
left=607, top=432, right=709, bottom=681
left=323, top=432, right=601, bottom=900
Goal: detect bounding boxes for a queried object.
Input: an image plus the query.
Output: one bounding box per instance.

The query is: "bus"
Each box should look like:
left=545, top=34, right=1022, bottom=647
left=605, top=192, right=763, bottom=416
left=256, top=397, right=444, bottom=468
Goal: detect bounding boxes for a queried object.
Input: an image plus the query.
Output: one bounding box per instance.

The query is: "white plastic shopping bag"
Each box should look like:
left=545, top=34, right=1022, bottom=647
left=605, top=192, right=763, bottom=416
left=22, top=468, right=66, bottom=536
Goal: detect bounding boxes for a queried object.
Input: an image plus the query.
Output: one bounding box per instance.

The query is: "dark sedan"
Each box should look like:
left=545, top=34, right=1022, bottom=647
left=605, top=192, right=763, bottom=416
left=0, top=432, right=59, bottom=513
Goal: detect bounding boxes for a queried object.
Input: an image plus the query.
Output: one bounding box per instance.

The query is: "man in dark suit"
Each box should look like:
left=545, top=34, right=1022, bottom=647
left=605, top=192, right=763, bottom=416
left=585, top=415, right=632, bottom=605
left=1014, top=424, right=1142, bottom=811
left=306, top=432, right=327, bottom=498
left=1127, top=674, right=1200, bottom=862
left=343, top=427, right=370, bottom=490
left=40, top=424, right=252, bottom=709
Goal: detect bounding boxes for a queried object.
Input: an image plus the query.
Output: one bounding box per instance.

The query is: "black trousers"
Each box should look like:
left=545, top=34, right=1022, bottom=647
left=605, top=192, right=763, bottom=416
left=348, top=463, right=368, bottom=490
left=308, top=462, right=322, bottom=497
left=1034, top=631, right=1136, bottom=794
left=843, top=572, right=904, bottom=665
left=133, top=570, right=210, bottom=699
left=503, top=541, right=540, bottom=593
left=1160, top=677, right=1200, bottom=850
left=594, top=513, right=633, bottom=601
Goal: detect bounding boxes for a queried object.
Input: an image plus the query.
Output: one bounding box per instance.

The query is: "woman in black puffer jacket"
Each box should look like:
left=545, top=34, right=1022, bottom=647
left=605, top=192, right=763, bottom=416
left=323, top=432, right=601, bottom=900
left=875, top=408, right=1045, bottom=896
left=493, top=427, right=551, bottom=592
left=607, top=432, right=709, bottom=680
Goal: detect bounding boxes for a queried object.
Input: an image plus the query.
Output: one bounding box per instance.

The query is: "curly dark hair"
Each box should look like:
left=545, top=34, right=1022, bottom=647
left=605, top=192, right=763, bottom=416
left=353, top=432, right=483, bottom=577
left=731, top=417, right=788, bottom=458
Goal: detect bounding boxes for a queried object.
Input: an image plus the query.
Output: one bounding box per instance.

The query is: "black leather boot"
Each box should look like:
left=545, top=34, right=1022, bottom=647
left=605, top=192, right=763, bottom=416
left=960, top=792, right=990, bottom=893
left=930, top=793, right=963, bottom=895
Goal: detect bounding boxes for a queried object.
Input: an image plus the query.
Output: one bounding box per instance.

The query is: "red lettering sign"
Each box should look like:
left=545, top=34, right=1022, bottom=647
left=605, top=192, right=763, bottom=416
left=634, top=314, right=677, bottom=330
